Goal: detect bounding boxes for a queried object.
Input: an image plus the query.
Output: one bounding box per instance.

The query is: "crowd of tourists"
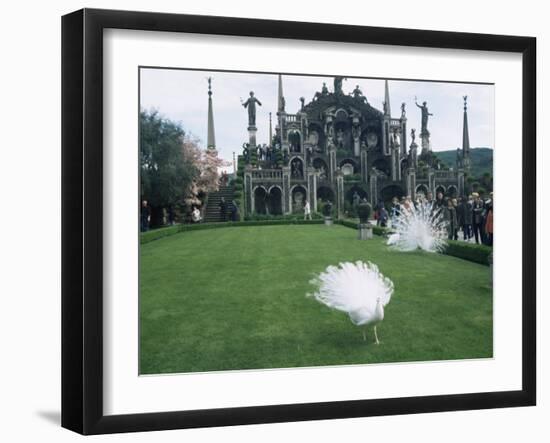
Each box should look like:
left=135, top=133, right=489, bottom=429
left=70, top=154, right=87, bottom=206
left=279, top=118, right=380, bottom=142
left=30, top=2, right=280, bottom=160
left=376, top=191, right=493, bottom=246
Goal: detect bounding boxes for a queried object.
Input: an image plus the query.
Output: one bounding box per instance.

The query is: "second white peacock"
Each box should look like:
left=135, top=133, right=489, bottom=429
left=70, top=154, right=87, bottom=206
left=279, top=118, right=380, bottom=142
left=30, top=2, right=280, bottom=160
left=308, top=261, right=394, bottom=345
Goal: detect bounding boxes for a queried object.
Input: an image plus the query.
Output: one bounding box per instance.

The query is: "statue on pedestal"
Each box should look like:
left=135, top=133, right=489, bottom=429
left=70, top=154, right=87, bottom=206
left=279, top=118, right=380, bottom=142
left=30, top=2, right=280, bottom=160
left=415, top=97, right=433, bottom=135
left=242, top=91, right=262, bottom=126
left=334, top=76, right=346, bottom=95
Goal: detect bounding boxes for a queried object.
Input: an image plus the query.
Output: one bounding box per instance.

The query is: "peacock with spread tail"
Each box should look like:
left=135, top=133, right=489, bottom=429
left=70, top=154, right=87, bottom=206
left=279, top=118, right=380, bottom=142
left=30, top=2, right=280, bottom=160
left=308, top=261, right=394, bottom=345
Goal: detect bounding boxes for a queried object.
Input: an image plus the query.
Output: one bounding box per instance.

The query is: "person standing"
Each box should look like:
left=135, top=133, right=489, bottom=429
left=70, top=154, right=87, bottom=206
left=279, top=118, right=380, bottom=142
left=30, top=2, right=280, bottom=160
left=443, top=199, right=458, bottom=240
left=140, top=200, right=150, bottom=232
left=304, top=200, right=312, bottom=221
left=472, top=192, right=484, bottom=244
left=390, top=196, right=401, bottom=226
left=230, top=200, right=240, bottom=222
left=219, top=197, right=227, bottom=222
left=378, top=206, right=389, bottom=227
left=456, top=197, right=465, bottom=239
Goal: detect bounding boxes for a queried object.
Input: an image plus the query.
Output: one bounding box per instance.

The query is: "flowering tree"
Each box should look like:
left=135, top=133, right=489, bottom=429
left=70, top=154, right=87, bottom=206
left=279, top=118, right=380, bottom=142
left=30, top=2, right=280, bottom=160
left=182, top=135, right=230, bottom=207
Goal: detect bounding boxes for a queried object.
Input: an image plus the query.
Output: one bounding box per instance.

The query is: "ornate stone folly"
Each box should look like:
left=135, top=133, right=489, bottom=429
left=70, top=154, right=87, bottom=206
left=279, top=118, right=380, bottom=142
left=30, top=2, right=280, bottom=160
left=241, top=76, right=469, bottom=217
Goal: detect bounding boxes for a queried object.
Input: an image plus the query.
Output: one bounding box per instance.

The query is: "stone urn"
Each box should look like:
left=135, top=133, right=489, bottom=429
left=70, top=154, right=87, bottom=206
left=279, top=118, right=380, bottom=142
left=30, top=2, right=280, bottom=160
left=357, top=201, right=373, bottom=240
left=322, top=201, right=333, bottom=226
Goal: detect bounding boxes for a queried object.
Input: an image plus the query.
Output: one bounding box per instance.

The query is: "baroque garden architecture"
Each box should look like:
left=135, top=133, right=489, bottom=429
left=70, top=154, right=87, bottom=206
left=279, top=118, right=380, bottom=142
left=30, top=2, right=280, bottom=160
left=233, top=76, right=472, bottom=218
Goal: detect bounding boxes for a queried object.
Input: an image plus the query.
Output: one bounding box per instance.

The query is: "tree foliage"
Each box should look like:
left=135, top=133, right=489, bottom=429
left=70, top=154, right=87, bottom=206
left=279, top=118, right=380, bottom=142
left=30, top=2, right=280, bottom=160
left=140, top=110, right=198, bottom=209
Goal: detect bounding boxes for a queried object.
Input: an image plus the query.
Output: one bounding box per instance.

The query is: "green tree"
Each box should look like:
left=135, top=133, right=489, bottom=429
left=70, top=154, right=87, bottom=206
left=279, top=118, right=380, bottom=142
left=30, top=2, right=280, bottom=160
left=140, top=110, right=198, bottom=227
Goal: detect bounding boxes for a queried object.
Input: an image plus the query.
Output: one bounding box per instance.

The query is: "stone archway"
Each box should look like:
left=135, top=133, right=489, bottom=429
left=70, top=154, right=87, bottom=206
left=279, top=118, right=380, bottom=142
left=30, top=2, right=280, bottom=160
left=339, top=158, right=359, bottom=176
left=312, top=157, right=328, bottom=181
left=380, top=184, right=405, bottom=206
left=290, top=156, right=304, bottom=179
left=446, top=185, right=458, bottom=198
left=317, top=186, right=335, bottom=203
left=416, top=184, right=429, bottom=198
left=253, top=186, right=268, bottom=214
left=267, top=186, right=283, bottom=215
left=435, top=185, right=446, bottom=196
left=291, top=185, right=308, bottom=214
left=372, top=158, right=390, bottom=177
left=346, top=185, right=368, bottom=203
left=288, top=130, right=301, bottom=153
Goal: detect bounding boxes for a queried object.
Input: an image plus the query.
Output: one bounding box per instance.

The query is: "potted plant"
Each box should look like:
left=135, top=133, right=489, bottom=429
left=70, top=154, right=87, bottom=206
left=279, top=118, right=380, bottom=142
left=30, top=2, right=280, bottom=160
left=357, top=201, right=373, bottom=240
left=322, top=200, right=333, bottom=226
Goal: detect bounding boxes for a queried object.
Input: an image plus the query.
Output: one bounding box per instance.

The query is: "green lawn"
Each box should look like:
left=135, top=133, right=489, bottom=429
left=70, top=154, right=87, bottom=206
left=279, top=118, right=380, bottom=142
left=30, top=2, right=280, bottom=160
left=140, top=224, right=492, bottom=374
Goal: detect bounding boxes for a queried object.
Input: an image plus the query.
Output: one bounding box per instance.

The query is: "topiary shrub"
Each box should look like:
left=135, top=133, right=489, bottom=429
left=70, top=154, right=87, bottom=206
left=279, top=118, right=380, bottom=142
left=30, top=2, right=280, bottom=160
left=322, top=201, right=334, bottom=217
left=357, top=201, right=372, bottom=224
left=442, top=241, right=492, bottom=266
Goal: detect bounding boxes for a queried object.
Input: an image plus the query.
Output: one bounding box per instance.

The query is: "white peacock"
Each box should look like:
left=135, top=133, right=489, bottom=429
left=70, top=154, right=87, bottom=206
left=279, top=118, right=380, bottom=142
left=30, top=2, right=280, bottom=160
left=308, top=261, right=394, bottom=345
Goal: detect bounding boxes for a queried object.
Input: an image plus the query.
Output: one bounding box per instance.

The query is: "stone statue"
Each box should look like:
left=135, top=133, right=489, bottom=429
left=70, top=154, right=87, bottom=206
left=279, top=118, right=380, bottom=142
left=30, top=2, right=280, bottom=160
left=352, top=125, right=360, bottom=142
left=334, top=76, right=346, bottom=95
left=336, top=129, right=345, bottom=148
left=391, top=129, right=400, bottom=148
left=383, top=101, right=388, bottom=115
left=321, top=82, right=329, bottom=95
left=415, top=97, right=433, bottom=134
left=242, top=91, right=262, bottom=126
left=401, top=102, right=406, bottom=118
left=411, top=128, right=416, bottom=143
left=352, top=85, right=363, bottom=98
left=300, top=96, right=305, bottom=111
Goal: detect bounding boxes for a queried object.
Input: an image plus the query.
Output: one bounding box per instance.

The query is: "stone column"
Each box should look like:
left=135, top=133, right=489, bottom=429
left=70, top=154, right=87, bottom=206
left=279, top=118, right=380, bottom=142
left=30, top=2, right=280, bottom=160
left=369, top=174, right=378, bottom=206
left=391, top=146, right=398, bottom=181
left=420, top=132, right=431, bottom=153
left=244, top=170, right=253, bottom=216
left=248, top=126, right=257, bottom=148
left=329, top=146, right=337, bottom=183
left=336, top=169, right=344, bottom=219
left=360, top=146, right=368, bottom=184
left=282, top=166, right=291, bottom=214
left=382, top=118, right=390, bottom=155
left=428, top=168, right=435, bottom=196
left=307, top=168, right=318, bottom=213
left=457, top=169, right=465, bottom=197
left=407, top=169, right=416, bottom=199
left=400, top=119, right=407, bottom=156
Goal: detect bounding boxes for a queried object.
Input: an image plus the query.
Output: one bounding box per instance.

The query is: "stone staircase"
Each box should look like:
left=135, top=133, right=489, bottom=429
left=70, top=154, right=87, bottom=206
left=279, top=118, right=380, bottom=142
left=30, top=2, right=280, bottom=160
left=204, top=185, right=236, bottom=222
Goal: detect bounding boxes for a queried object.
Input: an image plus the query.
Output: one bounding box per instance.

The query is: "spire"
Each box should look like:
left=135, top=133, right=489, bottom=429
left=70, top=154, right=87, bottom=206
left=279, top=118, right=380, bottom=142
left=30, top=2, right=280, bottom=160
left=269, top=112, right=273, bottom=146
left=384, top=79, right=391, bottom=116
left=277, top=74, right=285, bottom=113
left=206, top=77, right=216, bottom=149
left=462, top=95, right=470, bottom=156
left=462, top=95, right=471, bottom=171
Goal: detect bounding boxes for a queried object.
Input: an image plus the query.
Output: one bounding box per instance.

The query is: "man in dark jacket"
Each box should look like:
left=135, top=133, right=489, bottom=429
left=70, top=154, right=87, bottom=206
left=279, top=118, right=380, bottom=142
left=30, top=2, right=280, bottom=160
left=140, top=200, right=150, bottom=232
left=458, top=197, right=473, bottom=240
left=472, top=192, right=484, bottom=244
left=219, top=197, right=227, bottom=222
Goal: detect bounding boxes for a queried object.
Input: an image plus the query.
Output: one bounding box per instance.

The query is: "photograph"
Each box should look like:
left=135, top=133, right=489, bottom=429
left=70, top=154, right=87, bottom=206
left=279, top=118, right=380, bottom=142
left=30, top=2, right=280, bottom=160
left=138, top=68, right=494, bottom=375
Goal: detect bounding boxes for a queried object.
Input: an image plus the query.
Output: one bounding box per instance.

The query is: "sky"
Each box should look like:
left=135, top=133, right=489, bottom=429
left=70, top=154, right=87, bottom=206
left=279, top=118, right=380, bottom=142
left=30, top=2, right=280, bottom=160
left=140, top=68, right=494, bottom=167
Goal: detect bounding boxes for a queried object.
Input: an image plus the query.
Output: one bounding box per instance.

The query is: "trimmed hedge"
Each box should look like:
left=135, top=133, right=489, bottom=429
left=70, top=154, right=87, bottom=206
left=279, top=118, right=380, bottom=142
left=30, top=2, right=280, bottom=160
left=244, top=213, right=322, bottom=221
left=442, top=240, right=492, bottom=266
left=337, top=220, right=388, bottom=236
left=140, top=219, right=324, bottom=244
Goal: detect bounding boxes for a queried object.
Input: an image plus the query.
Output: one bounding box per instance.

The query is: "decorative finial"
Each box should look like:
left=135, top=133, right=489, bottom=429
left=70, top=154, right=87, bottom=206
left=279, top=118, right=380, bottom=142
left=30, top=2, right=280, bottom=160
left=207, top=76, right=212, bottom=97
left=463, top=95, right=468, bottom=110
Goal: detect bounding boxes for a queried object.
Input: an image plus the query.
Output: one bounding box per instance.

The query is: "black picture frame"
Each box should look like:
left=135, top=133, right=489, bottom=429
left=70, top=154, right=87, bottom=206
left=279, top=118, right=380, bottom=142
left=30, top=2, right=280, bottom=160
left=62, top=8, right=536, bottom=435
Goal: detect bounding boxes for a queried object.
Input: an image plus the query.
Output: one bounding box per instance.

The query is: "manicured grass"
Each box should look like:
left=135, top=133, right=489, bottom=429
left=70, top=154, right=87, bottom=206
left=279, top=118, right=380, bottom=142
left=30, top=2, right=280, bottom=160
left=140, top=225, right=492, bottom=374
